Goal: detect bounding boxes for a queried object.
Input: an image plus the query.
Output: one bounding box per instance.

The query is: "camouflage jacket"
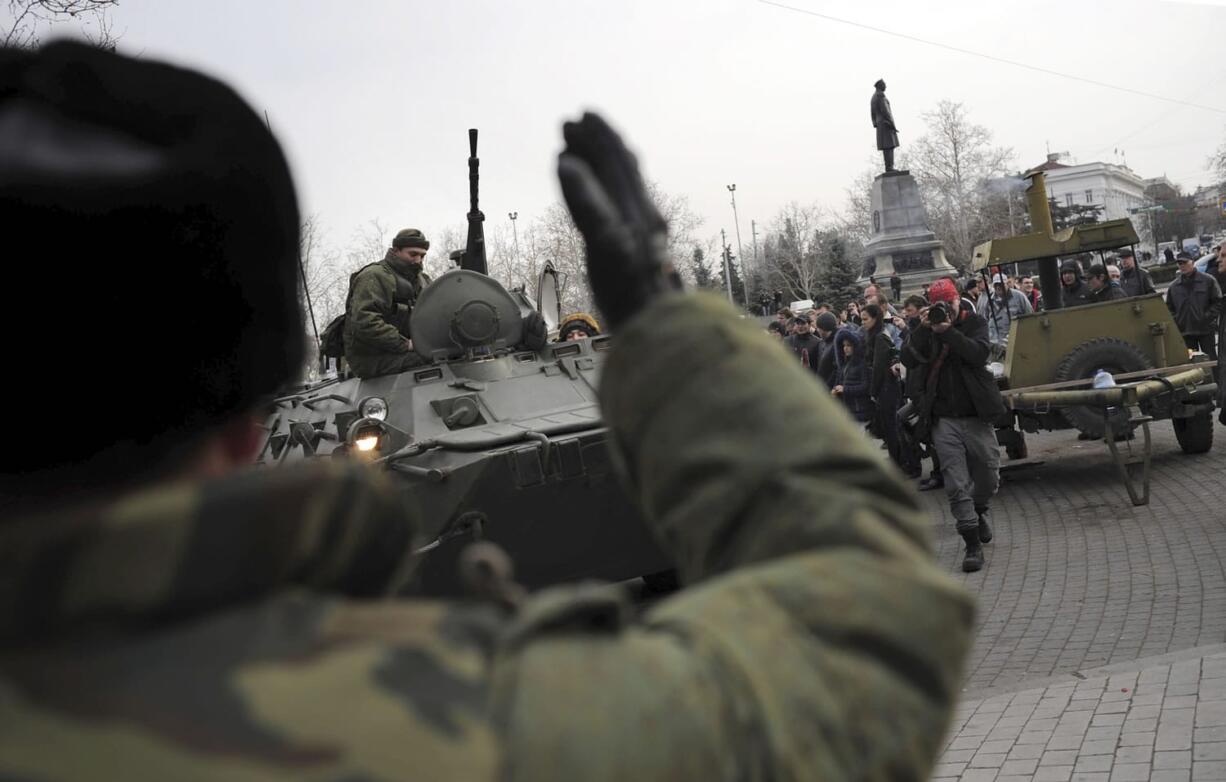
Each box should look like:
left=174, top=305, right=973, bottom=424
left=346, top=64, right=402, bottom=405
left=0, top=293, right=974, bottom=781
left=342, top=250, right=431, bottom=378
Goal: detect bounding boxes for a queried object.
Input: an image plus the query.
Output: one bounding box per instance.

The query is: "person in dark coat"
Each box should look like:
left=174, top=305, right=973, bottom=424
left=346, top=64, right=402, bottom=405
left=813, top=311, right=840, bottom=389
left=1116, top=249, right=1155, bottom=297
left=870, top=79, right=899, bottom=172
left=1060, top=260, right=1092, bottom=306
left=785, top=316, right=824, bottom=376
left=832, top=328, right=874, bottom=423
left=890, top=272, right=903, bottom=303
left=863, top=304, right=912, bottom=474
left=1086, top=264, right=1128, bottom=303
left=1166, top=253, right=1223, bottom=360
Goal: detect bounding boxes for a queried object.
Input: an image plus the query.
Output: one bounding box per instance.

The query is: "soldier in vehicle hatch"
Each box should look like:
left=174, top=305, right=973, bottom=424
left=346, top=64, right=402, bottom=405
left=342, top=228, right=433, bottom=377
left=0, top=43, right=972, bottom=782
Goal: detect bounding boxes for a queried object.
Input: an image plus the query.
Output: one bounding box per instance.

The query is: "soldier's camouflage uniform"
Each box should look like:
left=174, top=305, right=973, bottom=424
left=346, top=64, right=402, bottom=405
left=0, top=293, right=974, bottom=781
left=342, top=250, right=432, bottom=378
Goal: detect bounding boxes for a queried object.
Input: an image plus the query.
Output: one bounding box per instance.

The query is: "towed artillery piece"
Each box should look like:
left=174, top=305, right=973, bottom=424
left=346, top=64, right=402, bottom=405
left=259, top=130, right=673, bottom=595
left=971, top=172, right=1217, bottom=505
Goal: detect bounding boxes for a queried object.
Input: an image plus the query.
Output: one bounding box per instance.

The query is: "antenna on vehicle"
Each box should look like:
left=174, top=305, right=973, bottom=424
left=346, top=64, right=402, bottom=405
left=265, top=109, right=320, bottom=349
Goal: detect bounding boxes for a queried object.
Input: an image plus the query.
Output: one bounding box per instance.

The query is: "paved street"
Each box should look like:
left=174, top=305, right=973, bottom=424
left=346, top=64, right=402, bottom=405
left=927, top=424, right=1226, bottom=780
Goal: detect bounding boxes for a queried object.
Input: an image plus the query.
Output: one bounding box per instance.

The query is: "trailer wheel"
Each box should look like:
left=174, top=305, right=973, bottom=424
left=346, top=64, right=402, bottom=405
left=1174, top=412, right=1214, bottom=454
left=1053, top=337, right=1154, bottom=438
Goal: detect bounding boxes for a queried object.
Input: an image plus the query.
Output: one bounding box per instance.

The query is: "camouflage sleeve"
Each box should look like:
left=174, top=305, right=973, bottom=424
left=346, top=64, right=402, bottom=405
left=495, top=293, right=973, bottom=781
left=348, top=268, right=410, bottom=353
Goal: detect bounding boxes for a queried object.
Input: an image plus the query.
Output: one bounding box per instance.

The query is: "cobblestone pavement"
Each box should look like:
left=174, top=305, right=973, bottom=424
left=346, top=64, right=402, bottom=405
left=936, top=648, right=1226, bottom=782
left=923, top=423, right=1226, bottom=779
left=924, top=426, right=1226, bottom=695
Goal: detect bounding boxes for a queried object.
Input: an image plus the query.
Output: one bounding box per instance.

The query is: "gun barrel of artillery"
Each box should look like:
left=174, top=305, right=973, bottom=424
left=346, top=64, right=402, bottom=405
left=463, top=127, right=488, bottom=275
left=1007, top=367, right=1214, bottom=408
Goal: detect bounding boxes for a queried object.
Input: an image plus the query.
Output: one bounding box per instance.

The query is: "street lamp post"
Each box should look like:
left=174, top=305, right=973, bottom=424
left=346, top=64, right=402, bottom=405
left=508, top=211, right=520, bottom=267
left=728, top=184, right=748, bottom=296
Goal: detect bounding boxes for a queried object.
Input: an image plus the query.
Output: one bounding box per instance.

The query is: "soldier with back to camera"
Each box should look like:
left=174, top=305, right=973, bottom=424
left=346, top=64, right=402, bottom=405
left=0, top=42, right=972, bottom=782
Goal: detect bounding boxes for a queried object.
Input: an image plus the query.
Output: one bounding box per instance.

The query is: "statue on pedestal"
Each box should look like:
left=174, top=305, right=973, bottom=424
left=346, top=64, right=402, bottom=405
left=871, top=79, right=899, bottom=173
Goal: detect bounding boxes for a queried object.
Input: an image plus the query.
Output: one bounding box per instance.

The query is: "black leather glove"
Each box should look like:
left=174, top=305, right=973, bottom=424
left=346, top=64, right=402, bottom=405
left=557, top=113, right=680, bottom=331
left=520, top=310, right=548, bottom=351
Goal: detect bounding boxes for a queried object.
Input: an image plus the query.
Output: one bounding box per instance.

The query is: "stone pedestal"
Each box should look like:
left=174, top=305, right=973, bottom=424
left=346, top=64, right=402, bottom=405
left=859, top=170, right=956, bottom=289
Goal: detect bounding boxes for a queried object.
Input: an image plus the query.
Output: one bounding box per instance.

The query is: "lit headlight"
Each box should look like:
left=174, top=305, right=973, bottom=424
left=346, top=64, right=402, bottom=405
left=346, top=417, right=387, bottom=455
left=359, top=396, right=389, bottom=421
left=988, top=362, right=1005, bottom=379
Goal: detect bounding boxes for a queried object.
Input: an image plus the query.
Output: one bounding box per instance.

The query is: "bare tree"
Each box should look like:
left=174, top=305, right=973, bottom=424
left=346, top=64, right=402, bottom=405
left=299, top=215, right=348, bottom=329
left=3, top=0, right=120, bottom=49
left=486, top=221, right=545, bottom=297
left=837, top=168, right=877, bottom=245
left=759, top=202, right=826, bottom=302
left=1212, top=135, right=1226, bottom=186
left=908, top=101, right=1014, bottom=268
left=342, top=219, right=389, bottom=275
left=647, top=183, right=704, bottom=277
left=533, top=201, right=591, bottom=315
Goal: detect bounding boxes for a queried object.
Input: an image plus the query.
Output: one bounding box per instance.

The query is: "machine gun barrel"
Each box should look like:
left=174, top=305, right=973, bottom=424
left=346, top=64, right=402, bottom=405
left=463, top=128, right=488, bottom=275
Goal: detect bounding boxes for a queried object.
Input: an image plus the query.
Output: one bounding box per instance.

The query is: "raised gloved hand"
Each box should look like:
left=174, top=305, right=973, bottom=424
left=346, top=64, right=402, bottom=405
left=557, top=112, right=680, bottom=331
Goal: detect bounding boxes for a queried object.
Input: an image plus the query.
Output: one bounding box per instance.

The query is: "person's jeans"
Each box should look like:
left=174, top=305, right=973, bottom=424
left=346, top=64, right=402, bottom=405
left=932, top=416, right=1000, bottom=533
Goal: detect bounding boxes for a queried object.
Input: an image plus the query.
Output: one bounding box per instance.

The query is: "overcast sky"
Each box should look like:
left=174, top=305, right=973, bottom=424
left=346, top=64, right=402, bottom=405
left=83, top=0, right=1226, bottom=258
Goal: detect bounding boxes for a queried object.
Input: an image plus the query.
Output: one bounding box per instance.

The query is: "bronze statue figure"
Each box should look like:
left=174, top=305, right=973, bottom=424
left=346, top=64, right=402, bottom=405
left=871, top=79, right=899, bottom=173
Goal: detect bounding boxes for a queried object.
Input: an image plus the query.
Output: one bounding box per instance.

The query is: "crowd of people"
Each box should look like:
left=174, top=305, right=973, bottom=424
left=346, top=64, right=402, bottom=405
left=768, top=240, right=1226, bottom=571
left=769, top=278, right=1003, bottom=572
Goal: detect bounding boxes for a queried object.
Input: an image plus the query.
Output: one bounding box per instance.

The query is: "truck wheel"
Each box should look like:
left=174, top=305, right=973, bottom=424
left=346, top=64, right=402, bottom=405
left=1053, top=337, right=1153, bottom=439
left=1174, top=412, right=1214, bottom=453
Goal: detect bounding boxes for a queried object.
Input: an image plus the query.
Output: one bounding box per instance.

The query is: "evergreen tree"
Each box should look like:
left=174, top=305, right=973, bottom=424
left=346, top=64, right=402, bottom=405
left=815, top=230, right=861, bottom=308
left=717, top=244, right=747, bottom=307
left=690, top=245, right=714, bottom=289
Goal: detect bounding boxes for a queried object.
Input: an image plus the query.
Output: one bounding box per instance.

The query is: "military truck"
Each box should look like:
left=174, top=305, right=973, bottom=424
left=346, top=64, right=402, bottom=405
left=971, top=171, right=1217, bottom=505
left=260, top=130, right=673, bottom=594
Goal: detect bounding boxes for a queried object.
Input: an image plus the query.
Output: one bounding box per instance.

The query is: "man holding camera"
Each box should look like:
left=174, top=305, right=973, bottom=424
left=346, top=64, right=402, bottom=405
left=902, top=278, right=1006, bottom=572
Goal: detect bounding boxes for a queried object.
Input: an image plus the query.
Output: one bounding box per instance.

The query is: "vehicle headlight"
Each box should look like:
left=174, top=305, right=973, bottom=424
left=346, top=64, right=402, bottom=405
left=988, top=362, right=1005, bottom=379
left=359, top=396, right=389, bottom=421
left=346, top=417, right=387, bottom=455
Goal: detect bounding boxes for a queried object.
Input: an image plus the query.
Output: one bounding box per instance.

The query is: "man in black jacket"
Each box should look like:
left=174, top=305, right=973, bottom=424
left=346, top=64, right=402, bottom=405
left=1166, top=252, right=1223, bottom=360
left=1086, top=264, right=1128, bottom=303
left=785, top=316, right=824, bottom=376
left=813, top=311, right=840, bottom=389
left=901, top=278, right=1006, bottom=572
left=1117, top=249, right=1156, bottom=297
left=1060, top=260, right=1092, bottom=306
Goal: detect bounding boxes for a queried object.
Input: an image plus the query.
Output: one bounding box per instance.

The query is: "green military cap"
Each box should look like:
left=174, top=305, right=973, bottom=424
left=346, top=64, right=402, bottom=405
left=392, top=228, right=430, bottom=250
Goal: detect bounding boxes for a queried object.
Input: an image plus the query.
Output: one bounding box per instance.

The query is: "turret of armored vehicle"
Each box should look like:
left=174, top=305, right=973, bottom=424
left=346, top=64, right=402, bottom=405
left=261, top=130, right=672, bottom=594
left=970, top=172, right=1217, bottom=504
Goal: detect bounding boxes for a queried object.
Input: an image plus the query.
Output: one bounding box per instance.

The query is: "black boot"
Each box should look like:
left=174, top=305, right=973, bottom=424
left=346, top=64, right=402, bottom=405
left=976, top=509, right=993, bottom=544
left=960, top=529, right=984, bottom=572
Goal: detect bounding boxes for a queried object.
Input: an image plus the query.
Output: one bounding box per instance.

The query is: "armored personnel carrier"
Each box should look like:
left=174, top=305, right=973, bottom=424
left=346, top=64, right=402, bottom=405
left=260, top=131, right=672, bottom=594
left=971, top=172, right=1217, bottom=505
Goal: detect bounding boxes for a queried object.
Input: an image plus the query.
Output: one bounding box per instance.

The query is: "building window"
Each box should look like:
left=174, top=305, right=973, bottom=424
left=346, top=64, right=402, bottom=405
left=1066, top=193, right=1074, bottom=207
left=1086, top=189, right=1094, bottom=204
